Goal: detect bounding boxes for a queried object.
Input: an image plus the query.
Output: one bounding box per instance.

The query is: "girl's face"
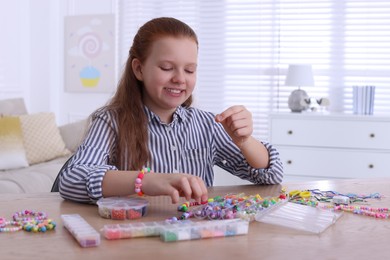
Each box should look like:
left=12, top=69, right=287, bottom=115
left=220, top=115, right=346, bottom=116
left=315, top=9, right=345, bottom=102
left=132, top=36, right=198, bottom=122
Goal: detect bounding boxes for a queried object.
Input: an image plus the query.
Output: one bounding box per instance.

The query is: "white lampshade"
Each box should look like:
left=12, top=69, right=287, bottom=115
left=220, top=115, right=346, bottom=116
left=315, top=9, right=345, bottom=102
left=285, top=64, right=314, bottom=87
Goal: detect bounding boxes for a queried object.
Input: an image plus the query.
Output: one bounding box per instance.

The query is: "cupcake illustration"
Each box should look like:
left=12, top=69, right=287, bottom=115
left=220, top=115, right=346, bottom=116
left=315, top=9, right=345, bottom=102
left=66, top=16, right=113, bottom=91
left=79, top=66, right=100, bottom=87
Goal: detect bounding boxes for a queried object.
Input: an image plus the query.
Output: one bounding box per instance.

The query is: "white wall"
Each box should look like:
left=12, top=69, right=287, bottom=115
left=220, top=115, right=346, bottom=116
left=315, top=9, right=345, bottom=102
left=0, top=0, right=116, bottom=125
left=0, top=0, right=264, bottom=186
left=0, top=1, right=29, bottom=102
left=55, top=0, right=117, bottom=124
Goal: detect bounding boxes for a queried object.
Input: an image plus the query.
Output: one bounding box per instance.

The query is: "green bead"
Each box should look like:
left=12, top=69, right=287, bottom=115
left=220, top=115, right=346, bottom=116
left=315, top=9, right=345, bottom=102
left=164, top=231, right=177, bottom=242
left=214, top=196, right=222, bottom=202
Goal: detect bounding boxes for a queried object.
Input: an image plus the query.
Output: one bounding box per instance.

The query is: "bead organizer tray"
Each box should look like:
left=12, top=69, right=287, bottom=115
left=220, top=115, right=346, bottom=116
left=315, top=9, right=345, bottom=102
left=255, top=201, right=343, bottom=234
left=102, top=219, right=193, bottom=240
left=61, top=214, right=100, bottom=248
left=160, top=219, right=249, bottom=242
left=101, top=218, right=249, bottom=242
left=97, top=197, right=149, bottom=220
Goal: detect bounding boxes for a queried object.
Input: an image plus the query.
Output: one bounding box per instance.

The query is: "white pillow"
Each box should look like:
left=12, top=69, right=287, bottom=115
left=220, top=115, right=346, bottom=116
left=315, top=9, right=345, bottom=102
left=0, top=98, right=28, bottom=116
left=19, top=113, right=70, bottom=165
left=0, top=116, right=29, bottom=170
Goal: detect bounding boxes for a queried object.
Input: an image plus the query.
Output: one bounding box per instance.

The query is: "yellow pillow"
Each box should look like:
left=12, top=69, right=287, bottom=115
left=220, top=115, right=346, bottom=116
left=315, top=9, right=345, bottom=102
left=19, top=113, right=70, bottom=165
left=0, top=116, right=29, bottom=170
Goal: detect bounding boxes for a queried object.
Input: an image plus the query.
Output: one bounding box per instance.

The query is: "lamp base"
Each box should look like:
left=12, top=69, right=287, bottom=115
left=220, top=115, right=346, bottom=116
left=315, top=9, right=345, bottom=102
left=288, top=89, right=309, bottom=112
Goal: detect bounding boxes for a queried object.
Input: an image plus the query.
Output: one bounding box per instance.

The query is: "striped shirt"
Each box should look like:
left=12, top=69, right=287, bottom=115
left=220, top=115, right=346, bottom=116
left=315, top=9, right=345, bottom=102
left=59, top=106, right=283, bottom=203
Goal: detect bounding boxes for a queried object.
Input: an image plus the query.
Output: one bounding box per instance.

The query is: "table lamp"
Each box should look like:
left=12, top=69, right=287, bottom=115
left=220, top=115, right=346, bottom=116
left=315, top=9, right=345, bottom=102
left=285, top=64, right=314, bottom=112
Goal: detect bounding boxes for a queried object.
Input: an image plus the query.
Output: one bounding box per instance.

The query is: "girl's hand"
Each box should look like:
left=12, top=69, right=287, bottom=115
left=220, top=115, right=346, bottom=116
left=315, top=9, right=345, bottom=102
left=215, top=105, right=253, bottom=147
left=142, top=173, right=208, bottom=204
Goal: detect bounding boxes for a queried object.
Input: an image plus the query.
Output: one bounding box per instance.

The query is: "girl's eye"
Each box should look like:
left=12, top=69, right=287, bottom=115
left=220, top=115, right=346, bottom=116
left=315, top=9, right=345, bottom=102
left=185, top=70, right=195, bottom=74
left=160, top=67, right=173, bottom=71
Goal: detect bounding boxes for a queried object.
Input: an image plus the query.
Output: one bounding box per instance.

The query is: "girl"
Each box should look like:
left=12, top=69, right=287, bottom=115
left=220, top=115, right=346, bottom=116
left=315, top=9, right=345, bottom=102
left=58, top=17, right=283, bottom=204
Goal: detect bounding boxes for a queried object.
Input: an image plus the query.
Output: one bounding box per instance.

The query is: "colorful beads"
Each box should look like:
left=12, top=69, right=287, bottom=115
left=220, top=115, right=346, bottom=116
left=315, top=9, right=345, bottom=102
left=23, top=219, right=57, bottom=233
left=306, top=189, right=383, bottom=203
left=111, top=209, right=127, bottom=220
left=135, top=167, right=152, bottom=196
left=0, top=217, right=6, bottom=228
left=177, top=193, right=287, bottom=222
left=128, top=209, right=142, bottom=219
left=0, top=221, right=22, bottom=232
left=0, top=210, right=55, bottom=233
left=333, top=205, right=390, bottom=219
left=289, top=189, right=389, bottom=220
left=176, top=189, right=389, bottom=223
left=97, top=197, right=149, bottom=220
left=178, top=201, right=204, bottom=212
left=13, top=210, right=47, bottom=223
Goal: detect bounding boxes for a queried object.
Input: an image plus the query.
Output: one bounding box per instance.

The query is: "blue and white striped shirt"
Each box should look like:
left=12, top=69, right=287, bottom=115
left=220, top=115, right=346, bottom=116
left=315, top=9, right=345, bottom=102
left=59, top=106, right=283, bottom=203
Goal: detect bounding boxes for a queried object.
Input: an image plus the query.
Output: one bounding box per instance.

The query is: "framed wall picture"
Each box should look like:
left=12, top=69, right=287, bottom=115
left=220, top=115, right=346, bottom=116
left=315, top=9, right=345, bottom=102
left=64, top=14, right=115, bottom=93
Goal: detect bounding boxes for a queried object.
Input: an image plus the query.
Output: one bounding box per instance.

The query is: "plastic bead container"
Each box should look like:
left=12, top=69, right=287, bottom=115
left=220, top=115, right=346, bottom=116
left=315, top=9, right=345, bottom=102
left=61, top=214, right=100, bottom=248
left=102, top=220, right=193, bottom=240
left=160, top=219, right=249, bottom=242
left=255, top=201, right=343, bottom=234
left=101, top=218, right=249, bottom=242
left=97, top=197, right=149, bottom=220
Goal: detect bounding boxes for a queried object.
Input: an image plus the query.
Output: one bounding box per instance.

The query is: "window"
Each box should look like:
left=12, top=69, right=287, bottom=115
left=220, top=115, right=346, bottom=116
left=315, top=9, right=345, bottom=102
left=118, top=0, right=390, bottom=141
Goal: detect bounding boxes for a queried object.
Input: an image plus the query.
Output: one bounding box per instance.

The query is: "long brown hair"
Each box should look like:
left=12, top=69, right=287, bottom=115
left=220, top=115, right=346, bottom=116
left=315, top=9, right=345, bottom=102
left=107, top=17, right=198, bottom=170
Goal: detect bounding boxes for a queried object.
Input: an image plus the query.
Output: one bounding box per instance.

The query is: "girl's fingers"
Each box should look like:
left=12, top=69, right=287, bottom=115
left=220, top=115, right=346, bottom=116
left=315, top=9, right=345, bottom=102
left=216, top=105, right=245, bottom=122
left=143, top=173, right=208, bottom=204
left=178, top=176, right=193, bottom=201
left=188, top=176, right=207, bottom=202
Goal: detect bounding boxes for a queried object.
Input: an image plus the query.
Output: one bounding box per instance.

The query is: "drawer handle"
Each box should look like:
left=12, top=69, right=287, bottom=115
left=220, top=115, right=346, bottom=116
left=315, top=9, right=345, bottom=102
left=287, top=160, right=292, bottom=164
left=369, top=133, right=375, bottom=138
left=368, top=164, right=374, bottom=169
left=287, top=130, right=293, bottom=135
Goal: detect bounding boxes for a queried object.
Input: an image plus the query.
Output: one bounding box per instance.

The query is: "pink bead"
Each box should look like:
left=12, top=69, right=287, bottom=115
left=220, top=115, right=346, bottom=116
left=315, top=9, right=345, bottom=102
left=106, top=229, right=121, bottom=240
left=135, top=178, right=141, bottom=184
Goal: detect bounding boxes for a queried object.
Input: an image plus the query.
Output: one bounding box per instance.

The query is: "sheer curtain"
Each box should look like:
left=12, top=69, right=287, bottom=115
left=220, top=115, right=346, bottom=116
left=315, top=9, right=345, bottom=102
left=117, top=0, right=390, bottom=140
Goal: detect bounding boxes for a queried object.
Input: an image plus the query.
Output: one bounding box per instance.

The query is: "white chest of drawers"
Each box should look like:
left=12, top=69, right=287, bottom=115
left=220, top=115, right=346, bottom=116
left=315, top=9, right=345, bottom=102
left=269, top=112, right=390, bottom=181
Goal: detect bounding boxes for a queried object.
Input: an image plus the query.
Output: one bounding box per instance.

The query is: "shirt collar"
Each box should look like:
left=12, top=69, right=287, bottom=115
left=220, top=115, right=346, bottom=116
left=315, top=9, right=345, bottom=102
left=144, top=105, right=187, bottom=125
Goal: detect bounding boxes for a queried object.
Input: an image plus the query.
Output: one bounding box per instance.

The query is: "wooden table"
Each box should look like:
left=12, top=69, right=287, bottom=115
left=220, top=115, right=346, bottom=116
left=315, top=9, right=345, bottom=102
left=1, top=178, right=389, bottom=260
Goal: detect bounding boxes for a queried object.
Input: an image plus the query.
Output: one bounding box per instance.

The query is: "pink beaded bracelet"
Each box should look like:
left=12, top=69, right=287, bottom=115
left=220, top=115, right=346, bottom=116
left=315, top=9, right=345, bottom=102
left=0, top=221, right=22, bottom=233
left=13, top=210, right=47, bottom=223
left=135, top=167, right=151, bottom=196
left=0, top=217, right=6, bottom=228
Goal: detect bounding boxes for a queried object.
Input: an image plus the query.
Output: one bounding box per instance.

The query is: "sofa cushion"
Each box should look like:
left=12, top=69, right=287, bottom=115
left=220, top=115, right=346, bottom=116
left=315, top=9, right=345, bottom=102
left=0, top=156, right=70, bottom=193
left=59, top=119, right=88, bottom=152
left=20, top=112, right=70, bottom=165
left=0, top=116, right=29, bottom=170
left=0, top=98, right=27, bottom=116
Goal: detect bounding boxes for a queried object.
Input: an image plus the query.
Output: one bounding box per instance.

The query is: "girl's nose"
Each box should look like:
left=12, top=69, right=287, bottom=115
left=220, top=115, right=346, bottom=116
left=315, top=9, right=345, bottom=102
left=172, top=70, right=185, bottom=85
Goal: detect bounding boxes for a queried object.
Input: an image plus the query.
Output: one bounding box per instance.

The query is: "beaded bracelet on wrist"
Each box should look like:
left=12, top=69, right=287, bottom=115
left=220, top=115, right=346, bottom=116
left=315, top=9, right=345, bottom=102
left=135, top=167, right=152, bottom=196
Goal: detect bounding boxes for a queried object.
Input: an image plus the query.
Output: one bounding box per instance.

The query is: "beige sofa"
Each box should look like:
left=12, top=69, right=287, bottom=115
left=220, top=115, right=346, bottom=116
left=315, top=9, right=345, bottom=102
left=0, top=98, right=87, bottom=193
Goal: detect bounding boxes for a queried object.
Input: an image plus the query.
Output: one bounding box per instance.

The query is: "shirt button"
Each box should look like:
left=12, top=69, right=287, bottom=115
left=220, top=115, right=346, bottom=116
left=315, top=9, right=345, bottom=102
left=171, top=146, right=176, bottom=151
